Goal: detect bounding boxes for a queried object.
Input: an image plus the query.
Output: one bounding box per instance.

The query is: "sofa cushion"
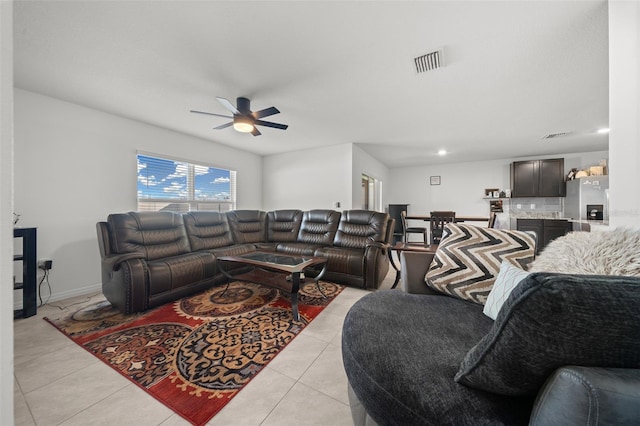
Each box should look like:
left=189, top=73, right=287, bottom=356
left=297, top=209, right=341, bottom=245
left=425, top=224, right=536, bottom=304
left=183, top=211, right=234, bottom=250
left=333, top=210, right=388, bottom=248
left=108, top=211, right=191, bottom=261
left=226, top=210, right=267, bottom=244
left=147, top=252, right=216, bottom=296
left=274, top=242, right=318, bottom=257
left=483, top=261, right=530, bottom=320
left=313, top=246, right=364, bottom=276
left=266, top=210, right=303, bottom=242
left=342, top=290, right=534, bottom=425
left=455, top=273, right=640, bottom=396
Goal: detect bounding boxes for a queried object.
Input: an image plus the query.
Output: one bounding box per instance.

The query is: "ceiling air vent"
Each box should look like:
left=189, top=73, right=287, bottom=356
left=542, top=132, right=572, bottom=139
left=414, top=50, right=442, bottom=73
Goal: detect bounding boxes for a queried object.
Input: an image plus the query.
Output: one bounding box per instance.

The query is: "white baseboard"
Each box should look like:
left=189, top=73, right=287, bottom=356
left=14, top=282, right=102, bottom=310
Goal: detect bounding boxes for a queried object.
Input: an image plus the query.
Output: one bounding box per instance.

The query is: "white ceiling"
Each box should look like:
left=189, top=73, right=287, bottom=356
left=13, top=0, right=609, bottom=167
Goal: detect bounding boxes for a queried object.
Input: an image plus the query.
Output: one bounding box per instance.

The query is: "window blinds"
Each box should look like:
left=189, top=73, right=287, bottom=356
left=137, top=153, right=236, bottom=212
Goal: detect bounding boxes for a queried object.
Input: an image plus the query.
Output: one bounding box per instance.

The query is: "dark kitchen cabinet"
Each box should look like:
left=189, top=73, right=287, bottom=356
left=517, top=218, right=570, bottom=254
left=511, top=158, right=565, bottom=197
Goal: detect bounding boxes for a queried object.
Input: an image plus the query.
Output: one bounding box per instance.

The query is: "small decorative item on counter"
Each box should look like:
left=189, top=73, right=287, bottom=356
left=566, top=168, right=578, bottom=180
left=589, top=166, right=604, bottom=176
left=575, top=170, right=589, bottom=178
left=499, top=190, right=506, bottom=198
left=505, top=189, right=511, bottom=198
left=484, top=188, right=500, bottom=198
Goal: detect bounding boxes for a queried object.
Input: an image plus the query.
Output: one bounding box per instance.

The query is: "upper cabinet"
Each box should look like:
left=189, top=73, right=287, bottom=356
left=511, top=158, right=565, bottom=197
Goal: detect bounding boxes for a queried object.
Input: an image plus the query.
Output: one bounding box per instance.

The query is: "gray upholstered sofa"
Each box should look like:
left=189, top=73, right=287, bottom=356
left=342, top=224, right=640, bottom=425
left=97, top=209, right=393, bottom=314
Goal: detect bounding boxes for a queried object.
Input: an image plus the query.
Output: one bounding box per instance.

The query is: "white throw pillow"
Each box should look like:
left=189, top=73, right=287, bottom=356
left=483, top=261, right=530, bottom=320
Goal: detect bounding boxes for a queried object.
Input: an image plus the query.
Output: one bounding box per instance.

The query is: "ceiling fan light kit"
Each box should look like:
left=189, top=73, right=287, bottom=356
left=233, top=116, right=254, bottom=133
left=190, top=96, right=288, bottom=137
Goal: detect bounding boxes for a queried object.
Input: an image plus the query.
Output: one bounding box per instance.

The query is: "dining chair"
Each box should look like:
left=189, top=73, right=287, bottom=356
left=488, top=212, right=497, bottom=228
left=401, top=211, right=428, bottom=245
left=430, top=211, right=456, bottom=245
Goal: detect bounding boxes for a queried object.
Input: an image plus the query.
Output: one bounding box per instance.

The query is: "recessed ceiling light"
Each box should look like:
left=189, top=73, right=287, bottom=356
left=597, top=128, right=610, bottom=134
left=437, top=149, right=447, bottom=156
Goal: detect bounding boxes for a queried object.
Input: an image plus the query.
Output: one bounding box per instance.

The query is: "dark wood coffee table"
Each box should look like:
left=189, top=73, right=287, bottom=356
left=216, top=251, right=328, bottom=321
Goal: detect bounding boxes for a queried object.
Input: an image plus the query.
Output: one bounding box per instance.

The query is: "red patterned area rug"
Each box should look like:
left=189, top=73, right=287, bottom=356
left=45, top=280, right=344, bottom=426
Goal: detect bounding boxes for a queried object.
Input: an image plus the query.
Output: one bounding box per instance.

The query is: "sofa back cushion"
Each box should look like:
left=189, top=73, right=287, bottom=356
left=455, top=272, right=640, bottom=396
left=183, top=211, right=234, bottom=250
left=108, top=211, right=190, bottom=261
left=297, top=210, right=341, bottom=245
left=226, top=210, right=267, bottom=244
left=425, top=224, right=536, bottom=304
left=333, top=210, right=389, bottom=249
left=266, top=210, right=303, bottom=242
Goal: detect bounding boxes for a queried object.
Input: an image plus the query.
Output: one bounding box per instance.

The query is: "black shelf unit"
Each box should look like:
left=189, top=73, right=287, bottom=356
left=14, top=227, right=37, bottom=318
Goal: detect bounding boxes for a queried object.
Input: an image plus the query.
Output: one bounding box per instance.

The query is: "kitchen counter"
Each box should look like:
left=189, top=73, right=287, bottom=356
left=565, top=219, right=611, bottom=232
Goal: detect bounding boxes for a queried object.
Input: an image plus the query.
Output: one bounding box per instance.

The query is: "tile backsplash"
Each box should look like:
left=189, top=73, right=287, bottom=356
left=506, top=197, right=563, bottom=218
left=500, top=198, right=564, bottom=230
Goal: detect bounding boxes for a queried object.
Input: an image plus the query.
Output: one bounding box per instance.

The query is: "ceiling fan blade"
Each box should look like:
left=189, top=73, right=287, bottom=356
left=251, top=127, right=262, bottom=136
left=252, top=106, right=280, bottom=119
left=190, top=110, right=232, bottom=119
left=216, top=97, right=240, bottom=114
left=213, top=122, right=233, bottom=130
left=254, top=119, right=288, bottom=130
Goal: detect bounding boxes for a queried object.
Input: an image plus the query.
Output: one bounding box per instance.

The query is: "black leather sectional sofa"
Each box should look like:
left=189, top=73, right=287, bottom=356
left=96, top=209, right=393, bottom=314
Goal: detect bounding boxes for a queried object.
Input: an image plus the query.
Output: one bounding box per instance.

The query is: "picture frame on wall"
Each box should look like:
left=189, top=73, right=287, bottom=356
left=430, top=176, right=441, bottom=185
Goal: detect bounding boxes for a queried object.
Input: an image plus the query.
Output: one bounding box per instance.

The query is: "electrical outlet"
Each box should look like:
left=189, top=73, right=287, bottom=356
left=39, top=259, right=53, bottom=270
left=530, top=204, right=536, bottom=209
left=516, top=204, right=522, bottom=209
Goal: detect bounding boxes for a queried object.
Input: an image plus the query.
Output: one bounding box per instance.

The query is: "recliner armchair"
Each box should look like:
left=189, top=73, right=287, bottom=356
left=315, top=210, right=392, bottom=290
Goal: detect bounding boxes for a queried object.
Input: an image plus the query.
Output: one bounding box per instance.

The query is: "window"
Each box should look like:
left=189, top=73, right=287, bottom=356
left=137, top=153, right=236, bottom=212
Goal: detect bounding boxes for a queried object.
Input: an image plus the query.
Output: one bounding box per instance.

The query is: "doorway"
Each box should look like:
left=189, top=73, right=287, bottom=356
left=361, top=174, right=382, bottom=211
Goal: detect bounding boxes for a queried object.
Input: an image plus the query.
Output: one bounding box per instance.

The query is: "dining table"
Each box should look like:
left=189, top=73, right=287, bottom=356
left=404, top=215, right=489, bottom=223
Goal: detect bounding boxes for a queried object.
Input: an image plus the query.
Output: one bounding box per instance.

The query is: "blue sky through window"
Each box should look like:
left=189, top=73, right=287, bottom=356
left=137, top=154, right=231, bottom=200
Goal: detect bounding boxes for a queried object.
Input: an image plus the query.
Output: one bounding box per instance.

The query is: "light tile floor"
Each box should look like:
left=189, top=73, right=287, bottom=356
left=14, top=271, right=397, bottom=425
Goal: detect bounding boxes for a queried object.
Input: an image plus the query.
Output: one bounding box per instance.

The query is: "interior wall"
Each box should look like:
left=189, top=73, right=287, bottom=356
left=387, top=150, right=609, bottom=219
left=13, top=89, right=263, bottom=302
left=1, top=1, right=14, bottom=423
left=609, top=0, right=640, bottom=229
left=351, top=144, right=389, bottom=211
left=262, top=143, right=352, bottom=211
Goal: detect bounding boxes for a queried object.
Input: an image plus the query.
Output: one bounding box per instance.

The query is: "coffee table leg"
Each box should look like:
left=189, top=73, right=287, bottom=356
left=291, top=272, right=301, bottom=321
left=312, top=263, right=328, bottom=298
left=216, top=261, right=236, bottom=296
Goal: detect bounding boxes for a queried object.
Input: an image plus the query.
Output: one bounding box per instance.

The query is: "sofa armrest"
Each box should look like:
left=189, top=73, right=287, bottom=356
left=102, top=252, right=146, bottom=273
left=400, top=251, right=440, bottom=294
left=530, top=366, right=640, bottom=426
left=364, top=241, right=389, bottom=254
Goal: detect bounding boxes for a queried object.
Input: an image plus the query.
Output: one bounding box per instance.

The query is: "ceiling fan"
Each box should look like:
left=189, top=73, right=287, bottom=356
left=190, top=97, right=288, bottom=136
